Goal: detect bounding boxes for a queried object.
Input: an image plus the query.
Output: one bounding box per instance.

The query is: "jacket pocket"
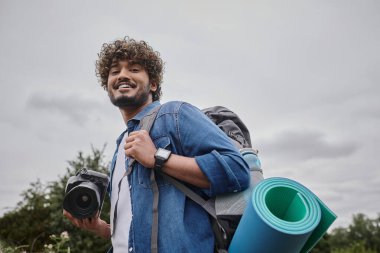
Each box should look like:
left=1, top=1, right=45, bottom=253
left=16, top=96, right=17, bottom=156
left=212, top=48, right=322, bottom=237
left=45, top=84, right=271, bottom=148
left=137, top=136, right=171, bottom=189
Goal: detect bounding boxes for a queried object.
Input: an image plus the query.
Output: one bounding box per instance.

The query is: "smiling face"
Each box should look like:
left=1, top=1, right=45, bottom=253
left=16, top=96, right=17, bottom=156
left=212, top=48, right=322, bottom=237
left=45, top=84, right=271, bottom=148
left=107, top=59, right=157, bottom=109
left=96, top=38, right=164, bottom=102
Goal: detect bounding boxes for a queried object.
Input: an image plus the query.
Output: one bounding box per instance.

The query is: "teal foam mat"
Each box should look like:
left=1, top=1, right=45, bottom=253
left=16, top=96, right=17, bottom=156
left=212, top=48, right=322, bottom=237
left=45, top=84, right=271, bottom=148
left=228, top=177, right=337, bottom=253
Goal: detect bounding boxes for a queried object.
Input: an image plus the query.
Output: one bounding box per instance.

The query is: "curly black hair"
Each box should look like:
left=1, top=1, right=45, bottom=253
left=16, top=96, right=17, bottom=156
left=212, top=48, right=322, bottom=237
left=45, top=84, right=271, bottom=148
left=95, top=37, right=165, bottom=101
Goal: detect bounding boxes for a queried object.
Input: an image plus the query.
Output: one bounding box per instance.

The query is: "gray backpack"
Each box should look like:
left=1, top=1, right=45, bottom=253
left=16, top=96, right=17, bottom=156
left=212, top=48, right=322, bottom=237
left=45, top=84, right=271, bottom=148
left=131, top=105, right=263, bottom=253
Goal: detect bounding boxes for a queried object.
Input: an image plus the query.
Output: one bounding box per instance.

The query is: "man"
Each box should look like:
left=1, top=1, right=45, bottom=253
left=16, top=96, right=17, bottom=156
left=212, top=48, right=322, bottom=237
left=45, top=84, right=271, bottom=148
left=64, top=37, right=250, bottom=253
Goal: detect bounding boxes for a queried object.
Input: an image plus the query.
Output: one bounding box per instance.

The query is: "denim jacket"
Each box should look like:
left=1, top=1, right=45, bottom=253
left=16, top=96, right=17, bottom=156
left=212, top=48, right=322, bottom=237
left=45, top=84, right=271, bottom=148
left=108, top=101, right=250, bottom=253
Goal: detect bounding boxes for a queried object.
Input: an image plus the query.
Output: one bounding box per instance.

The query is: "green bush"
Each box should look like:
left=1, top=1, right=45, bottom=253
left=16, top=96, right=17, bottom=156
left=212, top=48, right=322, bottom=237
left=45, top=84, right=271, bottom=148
left=0, top=147, right=111, bottom=253
left=1, top=146, right=379, bottom=253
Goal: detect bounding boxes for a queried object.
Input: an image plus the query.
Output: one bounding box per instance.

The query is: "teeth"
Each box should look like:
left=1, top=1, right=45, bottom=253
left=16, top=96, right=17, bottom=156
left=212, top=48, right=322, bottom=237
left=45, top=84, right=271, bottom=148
left=119, top=84, right=131, bottom=89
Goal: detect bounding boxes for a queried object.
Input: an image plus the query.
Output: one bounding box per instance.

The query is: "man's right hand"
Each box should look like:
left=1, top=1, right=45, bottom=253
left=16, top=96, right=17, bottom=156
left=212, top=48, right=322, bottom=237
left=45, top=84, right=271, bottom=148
left=63, top=209, right=111, bottom=239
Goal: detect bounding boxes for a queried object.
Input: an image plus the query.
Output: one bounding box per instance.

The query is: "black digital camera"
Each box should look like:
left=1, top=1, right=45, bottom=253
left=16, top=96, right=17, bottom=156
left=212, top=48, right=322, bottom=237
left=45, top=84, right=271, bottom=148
left=63, top=168, right=109, bottom=219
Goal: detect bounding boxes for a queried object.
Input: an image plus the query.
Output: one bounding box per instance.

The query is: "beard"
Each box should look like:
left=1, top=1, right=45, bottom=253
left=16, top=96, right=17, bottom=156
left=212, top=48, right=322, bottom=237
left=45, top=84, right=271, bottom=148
left=109, top=85, right=151, bottom=108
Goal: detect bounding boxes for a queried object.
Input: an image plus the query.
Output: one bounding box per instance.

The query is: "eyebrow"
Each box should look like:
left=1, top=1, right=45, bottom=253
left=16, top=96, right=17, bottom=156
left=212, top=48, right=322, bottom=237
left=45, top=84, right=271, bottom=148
left=110, top=59, right=141, bottom=68
left=110, top=60, right=120, bottom=68
left=128, top=60, right=142, bottom=67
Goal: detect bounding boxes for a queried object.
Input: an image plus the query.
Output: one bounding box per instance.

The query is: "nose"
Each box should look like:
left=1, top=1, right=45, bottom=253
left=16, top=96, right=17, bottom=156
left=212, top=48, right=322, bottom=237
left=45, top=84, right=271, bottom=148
left=117, top=67, right=131, bottom=82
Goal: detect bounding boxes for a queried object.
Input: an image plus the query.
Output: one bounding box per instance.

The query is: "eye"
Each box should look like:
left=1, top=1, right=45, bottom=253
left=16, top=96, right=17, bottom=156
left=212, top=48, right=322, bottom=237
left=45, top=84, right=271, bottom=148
left=130, top=64, right=142, bottom=73
left=110, top=69, right=120, bottom=75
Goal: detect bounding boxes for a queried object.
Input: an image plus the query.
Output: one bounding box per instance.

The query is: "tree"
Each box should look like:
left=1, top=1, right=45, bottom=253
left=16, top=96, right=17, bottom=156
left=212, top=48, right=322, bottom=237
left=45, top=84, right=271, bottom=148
left=304, top=213, right=380, bottom=253
left=2, top=146, right=380, bottom=253
left=329, top=213, right=380, bottom=253
left=0, top=180, right=51, bottom=252
left=311, top=234, right=331, bottom=253
left=0, top=146, right=111, bottom=253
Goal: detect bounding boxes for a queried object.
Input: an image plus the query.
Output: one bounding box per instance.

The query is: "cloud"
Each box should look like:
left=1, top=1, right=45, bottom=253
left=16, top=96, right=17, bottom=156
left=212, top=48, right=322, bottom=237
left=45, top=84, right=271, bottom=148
left=1, top=0, right=379, bottom=229
left=260, top=129, right=358, bottom=162
left=26, top=93, right=103, bottom=126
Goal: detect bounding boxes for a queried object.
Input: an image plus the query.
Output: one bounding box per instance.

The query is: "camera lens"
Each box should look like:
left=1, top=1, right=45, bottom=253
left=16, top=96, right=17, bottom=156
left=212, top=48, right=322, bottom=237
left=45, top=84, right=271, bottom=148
left=63, top=182, right=100, bottom=219
left=76, top=193, right=92, bottom=209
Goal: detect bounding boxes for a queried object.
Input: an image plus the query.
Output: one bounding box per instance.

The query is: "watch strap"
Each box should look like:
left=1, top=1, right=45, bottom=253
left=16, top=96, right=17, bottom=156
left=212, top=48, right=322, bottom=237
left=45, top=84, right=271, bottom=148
left=154, top=157, right=166, bottom=171
left=154, top=148, right=171, bottom=171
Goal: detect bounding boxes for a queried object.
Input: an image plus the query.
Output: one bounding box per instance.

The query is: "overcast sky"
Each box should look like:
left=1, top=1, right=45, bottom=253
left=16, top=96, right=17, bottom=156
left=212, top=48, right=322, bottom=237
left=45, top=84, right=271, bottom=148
left=0, top=0, right=379, bottom=229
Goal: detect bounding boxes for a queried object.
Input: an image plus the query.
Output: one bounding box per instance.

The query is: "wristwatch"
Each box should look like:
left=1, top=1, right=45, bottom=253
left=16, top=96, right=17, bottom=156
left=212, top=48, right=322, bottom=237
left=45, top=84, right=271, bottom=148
left=154, top=148, right=171, bottom=171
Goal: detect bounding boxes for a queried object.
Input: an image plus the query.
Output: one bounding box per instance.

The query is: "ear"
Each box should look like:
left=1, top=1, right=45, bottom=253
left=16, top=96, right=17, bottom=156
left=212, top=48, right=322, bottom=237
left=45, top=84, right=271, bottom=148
left=150, top=82, right=158, bottom=92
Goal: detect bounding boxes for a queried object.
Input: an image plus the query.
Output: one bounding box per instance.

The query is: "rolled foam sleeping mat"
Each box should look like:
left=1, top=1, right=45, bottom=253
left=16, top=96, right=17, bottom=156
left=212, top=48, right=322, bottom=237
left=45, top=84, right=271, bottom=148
left=228, top=177, right=337, bottom=253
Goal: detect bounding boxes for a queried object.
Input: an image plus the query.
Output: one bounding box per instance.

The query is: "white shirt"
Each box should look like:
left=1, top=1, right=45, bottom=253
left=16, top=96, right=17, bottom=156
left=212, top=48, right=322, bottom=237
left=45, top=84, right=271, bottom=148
left=110, top=132, right=132, bottom=252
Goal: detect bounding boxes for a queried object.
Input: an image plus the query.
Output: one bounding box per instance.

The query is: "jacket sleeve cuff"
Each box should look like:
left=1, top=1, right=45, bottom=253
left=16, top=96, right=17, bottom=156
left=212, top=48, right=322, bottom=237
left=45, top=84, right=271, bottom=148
left=195, top=150, right=244, bottom=197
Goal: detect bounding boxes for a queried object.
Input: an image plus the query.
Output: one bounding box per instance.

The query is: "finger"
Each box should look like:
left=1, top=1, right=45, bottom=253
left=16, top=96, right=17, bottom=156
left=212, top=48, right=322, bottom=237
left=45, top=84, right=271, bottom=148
left=128, top=131, right=139, bottom=137
left=64, top=210, right=87, bottom=228
left=124, top=141, right=132, bottom=150
left=82, top=218, right=92, bottom=228
left=72, top=219, right=81, bottom=228
left=63, top=210, right=76, bottom=222
left=128, top=130, right=148, bottom=139
left=135, top=129, right=148, bottom=135
left=125, top=135, right=137, bottom=147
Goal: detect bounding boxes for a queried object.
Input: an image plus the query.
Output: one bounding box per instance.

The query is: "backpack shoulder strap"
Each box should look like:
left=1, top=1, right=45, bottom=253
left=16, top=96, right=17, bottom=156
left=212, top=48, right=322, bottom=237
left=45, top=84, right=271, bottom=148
left=133, top=105, right=218, bottom=217
left=123, top=105, right=161, bottom=253
left=160, top=173, right=217, bottom=218
left=126, top=105, right=162, bottom=175
left=159, top=173, right=230, bottom=250
left=136, top=104, right=227, bottom=252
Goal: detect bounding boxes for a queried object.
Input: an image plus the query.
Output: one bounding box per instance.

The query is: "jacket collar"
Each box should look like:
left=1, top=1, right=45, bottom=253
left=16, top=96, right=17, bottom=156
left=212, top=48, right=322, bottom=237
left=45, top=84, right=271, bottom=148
left=130, top=101, right=161, bottom=122
left=114, top=101, right=161, bottom=145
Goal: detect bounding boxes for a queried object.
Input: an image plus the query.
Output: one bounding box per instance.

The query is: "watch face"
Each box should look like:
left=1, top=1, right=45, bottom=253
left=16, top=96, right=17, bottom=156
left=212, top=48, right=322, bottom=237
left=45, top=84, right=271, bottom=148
left=156, top=148, right=171, bottom=159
